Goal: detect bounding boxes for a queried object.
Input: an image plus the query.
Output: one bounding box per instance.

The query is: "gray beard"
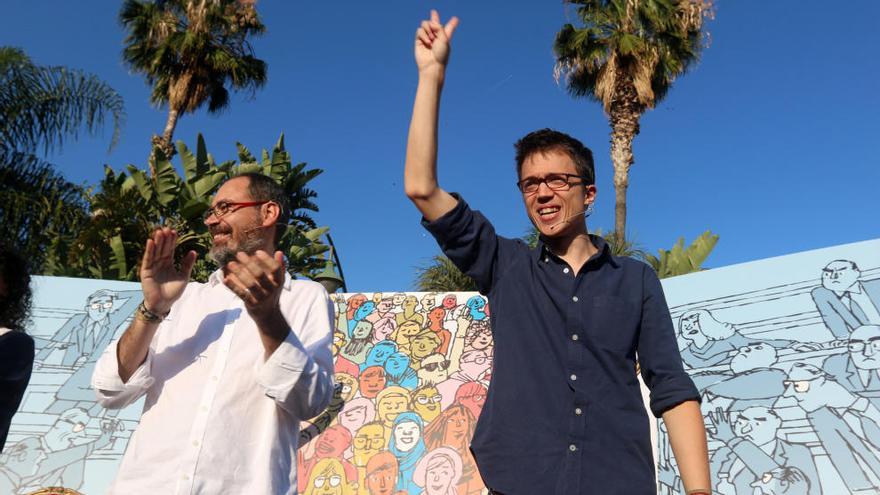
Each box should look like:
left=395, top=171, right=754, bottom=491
left=208, top=229, right=265, bottom=266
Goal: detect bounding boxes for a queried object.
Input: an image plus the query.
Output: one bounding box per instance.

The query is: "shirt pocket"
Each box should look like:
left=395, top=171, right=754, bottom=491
left=586, top=295, right=640, bottom=353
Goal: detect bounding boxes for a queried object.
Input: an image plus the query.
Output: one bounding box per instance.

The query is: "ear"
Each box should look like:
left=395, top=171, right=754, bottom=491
left=583, top=184, right=598, bottom=206
left=260, top=201, right=282, bottom=228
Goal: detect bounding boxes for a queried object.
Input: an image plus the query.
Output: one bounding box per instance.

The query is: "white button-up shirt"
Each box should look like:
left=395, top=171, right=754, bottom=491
left=91, top=270, right=334, bottom=495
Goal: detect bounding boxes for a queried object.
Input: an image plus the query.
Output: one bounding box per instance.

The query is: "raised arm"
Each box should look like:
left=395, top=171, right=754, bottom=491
left=404, top=10, right=460, bottom=221
left=116, top=228, right=196, bottom=383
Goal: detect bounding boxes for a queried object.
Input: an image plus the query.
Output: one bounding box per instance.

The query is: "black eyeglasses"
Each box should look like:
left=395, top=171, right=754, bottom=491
left=516, top=173, right=591, bottom=195
left=203, top=201, right=268, bottom=220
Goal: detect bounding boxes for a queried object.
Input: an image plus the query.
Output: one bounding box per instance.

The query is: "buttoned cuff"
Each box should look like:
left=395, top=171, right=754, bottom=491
left=649, top=374, right=701, bottom=418
left=256, top=331, right=315, bottom=398
left=91, top=341, right=155, bottom=408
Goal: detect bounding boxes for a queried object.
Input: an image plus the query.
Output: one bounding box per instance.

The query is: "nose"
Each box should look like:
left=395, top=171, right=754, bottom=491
left=865, top=345, right=875, bottom=357
left=782, top=383, right=794, bottom=398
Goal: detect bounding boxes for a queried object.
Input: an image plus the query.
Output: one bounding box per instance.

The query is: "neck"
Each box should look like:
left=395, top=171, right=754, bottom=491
left=543, top=231, right=598, bottom=273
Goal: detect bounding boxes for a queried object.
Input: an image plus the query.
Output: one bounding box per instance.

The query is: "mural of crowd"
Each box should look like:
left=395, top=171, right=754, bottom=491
left=1, top=238, right=878, bottom=494
left=297, top=291, right=492, bottom=495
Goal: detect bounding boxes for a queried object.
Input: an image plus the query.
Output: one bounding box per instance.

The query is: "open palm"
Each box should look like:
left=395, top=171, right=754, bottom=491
left=140, top=228, right=197, bottom=315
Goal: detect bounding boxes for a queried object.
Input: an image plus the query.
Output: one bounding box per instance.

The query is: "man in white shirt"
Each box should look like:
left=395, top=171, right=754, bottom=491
left=91, top=173, right=334, bottom=494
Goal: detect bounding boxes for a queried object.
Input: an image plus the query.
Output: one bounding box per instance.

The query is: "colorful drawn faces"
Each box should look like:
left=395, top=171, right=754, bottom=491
left=460, top=350, right=492, bottom=379
left=454, top=382, right=487, bottom=420
left=373, top=317, right=396, bottom=342
left=304, top=458, right=349, bottom=495
left=335, top=373, right=359, bottom=402
left=359, top=366, right=386, bottom=399
left=339, top=397, right=375, bottom=435
left=86, top=293, right=114, bottom=322
left=730, top=343, right=778, bottom=373
left=465, top=296, right=486, bottom=319
left=429, top=307, right=446, bottom=327
left=441, top=295, right=457, bottom=310
left=420, top=294, right=436, bottom=311
left=356, top=301, right=376, bottom=321
left=392, top=419, right=422, bottom=453
left=352, top=320, right=373, bottom=340
left=821, top=260, right=860, bottom=292
left=413, top=447, right=462, bottom=495
left=396, top=320, right=422, bottom=342
left=315, top=425, right=352, bottom=458
left=403, top=296, right=419, bottom=313
left=332, top=331, right=347, bottom=356
left=466, top=320, right=492, bottom=350
left=392, top=293, right=406, bottom=307
left=418, top=354, right=449, bottom=385
left=750, top=466, right=811, bottom=495
left=353, top=423, right=386, bottom=466
left=377, top=298, right=394, bottom=314
left=734, top=407, right=781, bottom=445
left=411, top=332, right=441, bottom=360
left=849, top=325, right=880, bottom=370
left=383, top=353, right=411, bottom=379
left=412, top=386, right=443, bottom=423
left=365, top=451, right=399, bottom=495
left=377, top=387, right=411, bottom=426
left=347, top=294, right=367, bottom=320
left=442, top=407, right=469, bottom=443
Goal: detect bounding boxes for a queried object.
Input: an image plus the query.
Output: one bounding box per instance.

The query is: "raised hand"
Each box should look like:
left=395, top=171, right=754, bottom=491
left=140, top=228, right=197, bottom=316
left=707, top=407, right=736, bottom=443
left=414, top=10, right=459, bottom=74
left=223, top=250, right=286, bottom=323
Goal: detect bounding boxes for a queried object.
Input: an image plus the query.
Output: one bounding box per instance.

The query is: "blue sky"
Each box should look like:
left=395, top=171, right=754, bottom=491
left=3, top=1, right=879, bottom=292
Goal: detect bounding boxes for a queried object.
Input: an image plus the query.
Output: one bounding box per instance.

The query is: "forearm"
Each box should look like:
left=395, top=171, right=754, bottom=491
left=404, top=69, right=456, bottom=221
left=254, top=307, right=291, bottom=359
left=116, top=318, right=160, bottom=383
left=662, top=400, right=711, bottom=493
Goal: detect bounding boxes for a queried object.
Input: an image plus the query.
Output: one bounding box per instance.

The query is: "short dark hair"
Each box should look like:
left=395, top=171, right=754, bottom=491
left=0, top=243, right=32, bottom=332
left=514, top=129, right=595, bottom=184
left=234, top=172, right=291, bottom=243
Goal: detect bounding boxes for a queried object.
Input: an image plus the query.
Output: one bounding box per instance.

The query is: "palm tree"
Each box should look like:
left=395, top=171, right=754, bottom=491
left=554, top=0, right=712, bottom=246
left=415, top=255, right=478, bottom=292
left=119, top=0, right=267, bottom=166
left=0, top=46, right=124, bottom=273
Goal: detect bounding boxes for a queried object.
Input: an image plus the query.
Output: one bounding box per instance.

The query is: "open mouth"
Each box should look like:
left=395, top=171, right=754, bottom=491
left=536, top=206, right=561, bottom=222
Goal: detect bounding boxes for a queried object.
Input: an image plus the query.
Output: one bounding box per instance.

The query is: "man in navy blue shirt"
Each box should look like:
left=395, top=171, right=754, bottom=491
left=404, top=11, right=711, bottom=495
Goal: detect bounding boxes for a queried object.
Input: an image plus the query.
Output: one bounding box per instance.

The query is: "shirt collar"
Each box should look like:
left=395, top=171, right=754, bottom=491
left=534, top=234, right=618, bottom=269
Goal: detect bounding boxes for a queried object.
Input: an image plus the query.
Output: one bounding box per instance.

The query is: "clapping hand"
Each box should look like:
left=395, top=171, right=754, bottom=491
left=414, top=10, right=459, bottom=75
left=223, top=250, right=286, bottom=322
left=140, top=228, right=197, bottom=316
left=708, top=407, right=737, bottom=443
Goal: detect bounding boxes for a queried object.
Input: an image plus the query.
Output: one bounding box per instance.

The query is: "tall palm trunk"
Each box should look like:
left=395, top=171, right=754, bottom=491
left=608, top=76, right=642, bottom=247
left=149, top=107, right=179, bottom=177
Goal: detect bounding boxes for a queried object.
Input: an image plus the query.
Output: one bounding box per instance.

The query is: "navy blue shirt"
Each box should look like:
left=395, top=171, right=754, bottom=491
left=423, top=196, right=700, bottom=495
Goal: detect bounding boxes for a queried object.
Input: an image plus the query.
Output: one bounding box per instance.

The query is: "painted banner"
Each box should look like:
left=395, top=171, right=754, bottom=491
left=1, top=238, right=878, bottom=494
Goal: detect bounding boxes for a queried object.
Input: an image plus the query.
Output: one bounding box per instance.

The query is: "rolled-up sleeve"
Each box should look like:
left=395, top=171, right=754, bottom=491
left=257, top=284, right=335, bottom=420
left=637, top=265, right=701, bottom=417
left=91, top=339, right=155, bottom=409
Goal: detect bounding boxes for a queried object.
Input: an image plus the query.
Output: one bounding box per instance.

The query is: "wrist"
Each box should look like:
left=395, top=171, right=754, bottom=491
left=136, top=301, right=169, bottom=323
left=418, top=66, right=446, bottom=84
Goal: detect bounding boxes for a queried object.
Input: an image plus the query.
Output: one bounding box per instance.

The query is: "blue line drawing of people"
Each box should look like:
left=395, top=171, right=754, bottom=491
left=361, top=340, right=399, bottom=373
left=417, top=354, right=449, bottom=387
left=339, top=320, right=374, bottom=366
left=699, top=343, right=788, bottom=411
left=823, top=324, right=880, bottom=410
left=411, top=446, right=463, bottom=495
left=781, top=362, right=880, bottom=493
left=35, top=289, right=142, bottom=368
left=678, top=309, right=800, bottom=369
left=3, top=407, right=120, bottom=494
left=385, top=352, right=418, bottom=391
left=706, top=406, right=819, bottom=495
left=464, top=296, right=487, bottom=322
left=811, top=260, right=880, bottom=339
left=750, top=466, right=812, bottom=495
left=389, top=411, right=427, bottom=494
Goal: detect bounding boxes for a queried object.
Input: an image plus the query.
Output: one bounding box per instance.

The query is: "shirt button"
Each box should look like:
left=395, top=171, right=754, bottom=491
left=563, top=267, right=570, bottom=274
left=572, top=296, right=579, bottom=302
left=570, top=374, right=577, bottom=381
left=182, top=474, right=190, bottom=480
left=571, top=334, right=579, bottom=341
left=544, top=257, right=549, bottom=263
left=575, top=407, right=583, bottom=415
left=569, top=444, right=577, bottom=452
left=211, top=375, right=218, bottom=381
left=192, top=440, right=199, bottom=447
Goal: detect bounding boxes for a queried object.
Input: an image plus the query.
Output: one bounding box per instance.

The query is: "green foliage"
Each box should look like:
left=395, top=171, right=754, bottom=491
left=59, top=133, right=329, bottom=283
left=414, top=255, right=477, bottom=292
left=645, top=230, right=718, bottom=279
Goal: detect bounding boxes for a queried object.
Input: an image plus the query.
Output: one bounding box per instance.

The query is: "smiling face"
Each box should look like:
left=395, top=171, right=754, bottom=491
left=418, top=354, right=449, bottom=385
left=442, top=295, right=456, bottom=310
left=396, top=320, right=422, bottom=343
left=377, top=298, right=394, bottom=314
left=85, top=294, right=114, bottom=322
left=393, top=420, right=422, bottom=453
left=385, top=352, right=411, bottom=376
left=411, top=333, right=441, bottom=359
left=205, top=176, right=271, bottom=265
left=428, top=307, right=445, bottom=326
left=443, top=408, right=469, bottom=444
left=520, top=149, right=594, bottom=239
left=359, top=367, right=386, bottom=399
left=378, top=394, right=409, bottom=426
left=353, top=423, right=385, bottom=466
left=412, top=386, right=442, bottom=422
left=315, top=425, right=351, bottom=458
left=365, top=452, right=399, bottom=495
left=356, top=301, right=376, bottom=320
left=425, top=457, right=455, bottom=495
